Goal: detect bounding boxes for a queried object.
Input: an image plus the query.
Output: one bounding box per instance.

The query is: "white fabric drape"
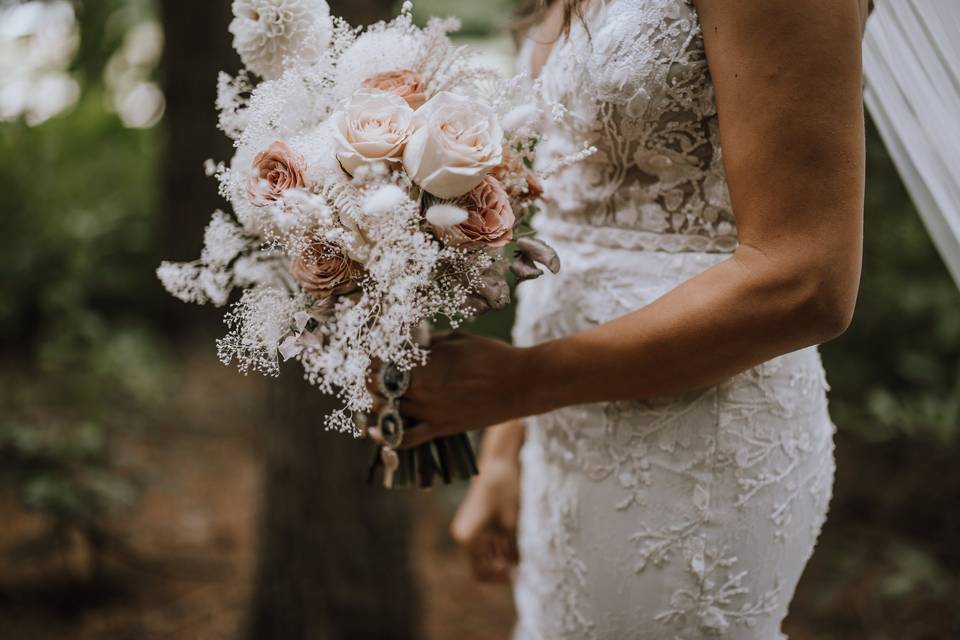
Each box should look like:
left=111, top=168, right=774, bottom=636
left=863, top=0, right=960, bottom=288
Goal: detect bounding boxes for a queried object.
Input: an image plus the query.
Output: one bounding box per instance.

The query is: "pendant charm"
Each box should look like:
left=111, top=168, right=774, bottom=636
left=377, top=362, right=410, bottom=399
left=381, top=446, right=400, bottom=489
left=377, top=405, right=405, bottom=449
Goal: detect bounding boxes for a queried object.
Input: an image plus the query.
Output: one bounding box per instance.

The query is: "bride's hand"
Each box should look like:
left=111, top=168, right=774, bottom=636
left=368, top=332, right=538, bottom=449
left=450, top=453, right=520, bottom=583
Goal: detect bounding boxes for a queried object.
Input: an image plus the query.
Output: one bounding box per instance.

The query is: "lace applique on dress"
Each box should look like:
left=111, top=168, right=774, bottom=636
left=524, top=0, right=737, bottom=251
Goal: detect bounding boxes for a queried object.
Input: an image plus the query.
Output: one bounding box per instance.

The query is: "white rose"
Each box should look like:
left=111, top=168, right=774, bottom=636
left=331, top=89, right=415, bottom=175
left=402, top=92, right=504, bottom=199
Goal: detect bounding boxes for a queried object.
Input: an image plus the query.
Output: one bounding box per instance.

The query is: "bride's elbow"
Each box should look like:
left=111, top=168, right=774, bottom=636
left=788, top=265, right=860, bottom=344
left=738, top=245, right=860, bottom=344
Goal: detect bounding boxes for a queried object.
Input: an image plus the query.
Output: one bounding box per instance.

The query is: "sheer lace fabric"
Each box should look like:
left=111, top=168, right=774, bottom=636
left=526, top=0, right=737, bottom=252
left=511, top=1, right=836, bottom=638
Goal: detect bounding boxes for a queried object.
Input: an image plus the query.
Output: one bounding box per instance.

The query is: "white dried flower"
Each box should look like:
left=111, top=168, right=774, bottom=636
left=229, top=0, right=332, bottom=80
left=425, top=204, right=468, bottom=227
left=363, top=184, right=408, bottom=217
left=218, top=286, right=306, bottom=376
left=501, top=103, right=538, bottom=132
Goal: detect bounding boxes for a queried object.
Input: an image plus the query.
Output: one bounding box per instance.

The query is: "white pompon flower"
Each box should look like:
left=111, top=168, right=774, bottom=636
left=229, top=0, right=332, bottom=80
left=363, top=185, right=408, bottom=217
left=425, top=204, right=468, bottom=227
left=501, top=103, right=539, bottom=133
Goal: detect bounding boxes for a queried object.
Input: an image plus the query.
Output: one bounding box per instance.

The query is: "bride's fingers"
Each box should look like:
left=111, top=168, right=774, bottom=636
left=472, top=531, right=514, bottom=583
left=468, top=531, right=504, bottom=582
left=497, top=525, right=520, bottom=565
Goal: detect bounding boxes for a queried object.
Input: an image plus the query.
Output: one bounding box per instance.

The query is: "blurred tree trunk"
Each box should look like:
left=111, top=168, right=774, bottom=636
left=159, top=0, right=238, bottom=337
left=249, top=371, right=421, bottom=640
left=246, top=2, right=422, bottom=640
left=330, top=0, right=398, bottom=25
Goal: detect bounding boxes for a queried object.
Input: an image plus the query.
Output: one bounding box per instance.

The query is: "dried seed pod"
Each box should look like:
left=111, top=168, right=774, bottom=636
left=516, top=237, right=561, bottom=274
left=510, top=256, right=544, bottom=282
left=476, top=277, right=511, bottom=311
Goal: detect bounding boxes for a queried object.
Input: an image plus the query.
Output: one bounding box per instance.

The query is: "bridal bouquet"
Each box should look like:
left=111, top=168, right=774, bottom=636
left=157, top=0, right=589, bottom=488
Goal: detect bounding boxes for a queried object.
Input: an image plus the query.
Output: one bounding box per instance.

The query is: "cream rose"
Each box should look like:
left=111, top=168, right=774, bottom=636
left=362, top=69, right=428, bottom=110
left=289, top=240, right=358, bottom=299
left=247, top=140, right=310, bottom=205
left=402, top=92, right=504, bottom=199
left=331, top=89, right=414, bottom=175
left=436, top=176, right=515, bottom=248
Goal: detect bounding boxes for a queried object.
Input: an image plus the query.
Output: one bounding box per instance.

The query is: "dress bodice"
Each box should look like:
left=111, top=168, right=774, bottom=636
left=519, top=0, right=738, bottom=253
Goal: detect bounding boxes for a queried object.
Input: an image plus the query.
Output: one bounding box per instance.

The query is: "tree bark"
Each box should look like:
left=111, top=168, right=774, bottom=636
left=159, top=0, right=238, bottom=337
left=248, top=369, right=421, bottom=640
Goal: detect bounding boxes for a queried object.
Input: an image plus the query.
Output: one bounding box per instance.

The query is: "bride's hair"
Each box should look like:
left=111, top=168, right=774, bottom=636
left=513, top=0, right=588, bottom=42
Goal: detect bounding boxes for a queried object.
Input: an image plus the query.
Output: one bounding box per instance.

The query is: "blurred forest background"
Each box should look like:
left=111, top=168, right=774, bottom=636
left=0, top=0, right=957, bottom=639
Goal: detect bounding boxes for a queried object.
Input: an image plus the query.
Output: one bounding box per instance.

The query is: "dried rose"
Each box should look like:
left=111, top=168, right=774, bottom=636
left=436, top=176, right=515, bottom=248
left=247, top=140, right=310, bottom=205
left=289, top=241, right=358, bottom=299
left=362, top=69, right=428, bottom=110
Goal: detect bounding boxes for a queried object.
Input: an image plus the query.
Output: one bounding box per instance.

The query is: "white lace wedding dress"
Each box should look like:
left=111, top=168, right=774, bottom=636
left=511, top=1, right=836, bottom=638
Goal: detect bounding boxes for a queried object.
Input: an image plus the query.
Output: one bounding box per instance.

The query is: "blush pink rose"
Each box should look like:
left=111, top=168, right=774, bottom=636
left=247, top=141, right=309, bottom=205
left=443, top=176, right=515, bottom=248
left=362, top=69, right=428, bottom=110
left=289, top=241, right=358, bottom=299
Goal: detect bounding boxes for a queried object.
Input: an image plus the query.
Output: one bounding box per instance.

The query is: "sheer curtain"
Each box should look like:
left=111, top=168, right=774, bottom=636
left=863, top=0, right=960, bottom=288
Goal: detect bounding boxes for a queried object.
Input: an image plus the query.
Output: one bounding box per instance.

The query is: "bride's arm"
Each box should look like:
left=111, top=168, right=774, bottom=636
left=371, top=0, right=865, bottom=447
left=527, top=0, right=865, bottom=407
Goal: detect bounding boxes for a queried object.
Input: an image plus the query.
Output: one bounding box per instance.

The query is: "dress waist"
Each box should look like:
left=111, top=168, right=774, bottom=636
left=533, top=215, right=739, bottom=254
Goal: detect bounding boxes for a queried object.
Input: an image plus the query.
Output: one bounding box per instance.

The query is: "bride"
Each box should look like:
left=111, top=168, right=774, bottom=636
left=369, top=0, right=870, bottom=637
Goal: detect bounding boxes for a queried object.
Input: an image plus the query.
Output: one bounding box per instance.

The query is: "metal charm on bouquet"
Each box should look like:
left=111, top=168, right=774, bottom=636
left=366, top=360, right=478, bottom=490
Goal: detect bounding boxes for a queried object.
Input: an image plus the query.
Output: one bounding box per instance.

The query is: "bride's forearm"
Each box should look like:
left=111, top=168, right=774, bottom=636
left=520, top=248, right=856, bottom=414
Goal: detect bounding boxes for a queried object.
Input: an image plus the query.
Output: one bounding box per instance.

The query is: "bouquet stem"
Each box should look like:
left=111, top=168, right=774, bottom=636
left=367, top=434, right=477, bottom=489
